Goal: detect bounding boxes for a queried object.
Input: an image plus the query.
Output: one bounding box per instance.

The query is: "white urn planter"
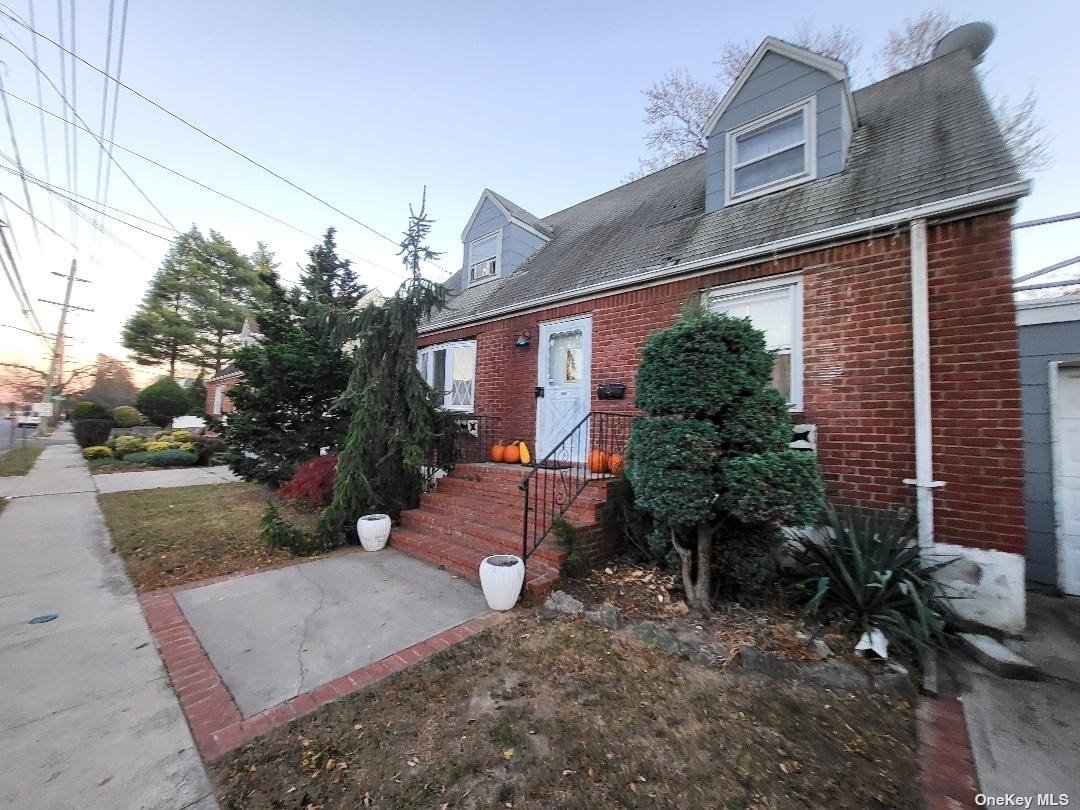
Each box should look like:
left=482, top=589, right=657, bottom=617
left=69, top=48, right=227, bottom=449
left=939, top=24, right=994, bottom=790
left=479, top=554, right=525, bottom=611
left=356, top=514, right=391, bottom=552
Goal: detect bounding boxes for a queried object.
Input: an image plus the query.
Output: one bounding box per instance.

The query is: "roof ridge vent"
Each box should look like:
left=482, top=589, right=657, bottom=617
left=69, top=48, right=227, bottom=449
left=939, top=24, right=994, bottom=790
left=933, top=21, right=995, bottom=64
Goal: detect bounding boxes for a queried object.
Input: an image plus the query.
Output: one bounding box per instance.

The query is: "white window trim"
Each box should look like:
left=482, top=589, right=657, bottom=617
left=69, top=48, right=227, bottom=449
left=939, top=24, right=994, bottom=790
left=418, top=339, right=477, bottom=412
left=725, top=97, right=817, bottom=205
left=467, top=230, right=502, bottom=287
left=706, top=273, right=804, bottom=411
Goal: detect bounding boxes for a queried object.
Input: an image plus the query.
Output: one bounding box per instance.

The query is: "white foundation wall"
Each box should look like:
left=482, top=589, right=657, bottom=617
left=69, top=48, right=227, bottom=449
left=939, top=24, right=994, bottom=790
left=931, top=543, right=1026, bottom=634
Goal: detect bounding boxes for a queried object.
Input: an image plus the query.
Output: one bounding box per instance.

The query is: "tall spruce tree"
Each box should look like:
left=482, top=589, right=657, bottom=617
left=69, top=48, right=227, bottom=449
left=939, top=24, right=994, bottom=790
left=123, top=227, right=269, bottom=376
left=223, top=229, right=368, bottom=486
left=317, top=191, right=446, bottom=542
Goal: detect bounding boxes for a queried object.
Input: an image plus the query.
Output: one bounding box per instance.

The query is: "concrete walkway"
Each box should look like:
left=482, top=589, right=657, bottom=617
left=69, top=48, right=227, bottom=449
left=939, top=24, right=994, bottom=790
left=962, top=592, right=1080, bottom=801
left=94, top=465, right=239, bottom=494
left=0, top=441, right=216, bottom=809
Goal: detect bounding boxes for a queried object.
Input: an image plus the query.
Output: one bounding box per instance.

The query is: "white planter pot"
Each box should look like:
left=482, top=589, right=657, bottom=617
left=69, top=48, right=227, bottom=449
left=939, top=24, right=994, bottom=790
left=356, top=514, right=391, bottom=552
left=479, top=554, right=525, bottom=611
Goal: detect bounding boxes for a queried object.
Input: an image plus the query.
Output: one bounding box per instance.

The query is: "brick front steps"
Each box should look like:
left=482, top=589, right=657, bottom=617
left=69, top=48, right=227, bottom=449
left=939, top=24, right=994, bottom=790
left=393, top=463, right=613, bottom=599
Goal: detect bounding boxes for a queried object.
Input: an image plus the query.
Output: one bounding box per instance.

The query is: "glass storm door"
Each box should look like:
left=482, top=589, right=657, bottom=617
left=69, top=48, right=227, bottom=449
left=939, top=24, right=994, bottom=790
left=536, top=316, right=592, bottom=460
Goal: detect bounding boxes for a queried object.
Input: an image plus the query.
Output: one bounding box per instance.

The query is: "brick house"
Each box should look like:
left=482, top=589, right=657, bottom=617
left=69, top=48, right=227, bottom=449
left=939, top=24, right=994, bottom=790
left=404, top=30, right=1030, bottom=630
left=204, top=318, right=261, bottom=417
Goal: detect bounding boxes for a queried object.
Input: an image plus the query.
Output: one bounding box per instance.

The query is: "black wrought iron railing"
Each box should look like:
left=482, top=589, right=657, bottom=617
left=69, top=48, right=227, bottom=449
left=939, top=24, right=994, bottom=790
left=423, top=413, right=500, bottom=488
left=518, top=411, right=633, bottom=564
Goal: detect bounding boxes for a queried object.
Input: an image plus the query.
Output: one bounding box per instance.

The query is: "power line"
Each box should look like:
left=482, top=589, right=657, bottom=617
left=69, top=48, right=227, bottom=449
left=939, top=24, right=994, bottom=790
left=1013, top=211, right=1080, bottom=230
left=0, top=87, right=408, bottom=279
left=1, top=33, right=176, bottom=231
left=91, top=0, right=115, bottom=228
left=0, top=212, right=49, bottom=349
left=54, top=0, right=73, bottom=238
left=67, top=0, right=77, bottom=232
left=25, top=0, right=55, bottom=223
left=0, top=4, right=429, bottom=256
left=0, top=72, right=41, bottom=245
left=99, top=0, right=127, bottom=233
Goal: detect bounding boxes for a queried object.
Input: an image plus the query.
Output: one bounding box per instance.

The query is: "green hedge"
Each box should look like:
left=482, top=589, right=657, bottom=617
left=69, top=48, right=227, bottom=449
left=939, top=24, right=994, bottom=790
left=73, top=419, right=113, bottom=448
left=121, top=449, right=198, bottom=467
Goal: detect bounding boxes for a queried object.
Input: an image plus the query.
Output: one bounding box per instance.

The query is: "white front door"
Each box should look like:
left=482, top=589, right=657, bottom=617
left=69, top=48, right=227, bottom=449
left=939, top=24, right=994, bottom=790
left=1054, top=365, right=1080, bottom=595
left=536, top=316, right=592, bottom=460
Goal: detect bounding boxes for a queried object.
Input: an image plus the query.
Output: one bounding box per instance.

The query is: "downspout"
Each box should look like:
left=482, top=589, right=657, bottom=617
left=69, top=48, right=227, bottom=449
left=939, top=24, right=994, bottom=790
left=905, top=218, right=944, bottom=546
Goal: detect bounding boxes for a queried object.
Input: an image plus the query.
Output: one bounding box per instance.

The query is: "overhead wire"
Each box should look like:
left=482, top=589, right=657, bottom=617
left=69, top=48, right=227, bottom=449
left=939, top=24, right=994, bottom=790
left=0, top=87, right=409, bottom=279
left=54, top=0, right=72, bottom=237
left=25, top=0, right=53, bottom=223
left=99, top=0, right=126, bottom=230
left=0, top=71, right=41, bottom=245
left=0, top=2, right=451, bottom=277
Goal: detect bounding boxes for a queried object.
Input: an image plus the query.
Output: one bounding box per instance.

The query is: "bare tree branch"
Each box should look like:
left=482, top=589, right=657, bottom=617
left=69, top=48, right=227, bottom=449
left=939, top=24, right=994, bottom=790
left=875, top=8, right=957, bottom=76
left=995, top=89, right=1052, bottom=175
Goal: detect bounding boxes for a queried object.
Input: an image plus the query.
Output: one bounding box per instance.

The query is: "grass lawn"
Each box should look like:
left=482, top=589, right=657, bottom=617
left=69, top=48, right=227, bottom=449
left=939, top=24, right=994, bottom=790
left=213, top=617, right=919, bottom=809
left=99, top=482, right=319, bottom=591
left=0, top=445, right=44, bottom=476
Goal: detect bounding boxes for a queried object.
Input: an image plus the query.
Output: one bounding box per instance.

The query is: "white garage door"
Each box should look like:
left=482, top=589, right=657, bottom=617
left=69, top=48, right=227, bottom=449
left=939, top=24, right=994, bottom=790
left=1055, top=365, right=1080, bottom=595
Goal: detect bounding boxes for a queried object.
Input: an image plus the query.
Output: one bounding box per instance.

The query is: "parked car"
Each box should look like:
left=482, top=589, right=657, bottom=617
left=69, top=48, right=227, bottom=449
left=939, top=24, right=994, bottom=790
left=16, top=411, right=41, bottom=428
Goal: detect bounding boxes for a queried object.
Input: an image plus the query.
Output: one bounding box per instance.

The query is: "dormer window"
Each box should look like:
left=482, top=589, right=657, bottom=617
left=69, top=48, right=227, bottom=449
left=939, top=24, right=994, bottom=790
left=468, top=231, right=501, bottom=286
left=726, top=98, right=816, bottom=203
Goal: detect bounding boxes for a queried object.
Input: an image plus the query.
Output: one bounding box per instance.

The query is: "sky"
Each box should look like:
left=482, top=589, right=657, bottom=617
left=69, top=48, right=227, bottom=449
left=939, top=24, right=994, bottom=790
left=0, top=0, right=1077, bottom=388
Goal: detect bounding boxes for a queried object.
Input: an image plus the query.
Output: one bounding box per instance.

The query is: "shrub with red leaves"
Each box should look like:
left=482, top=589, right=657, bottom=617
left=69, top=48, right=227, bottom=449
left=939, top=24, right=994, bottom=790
left=278, top=453, right=338, bottom=511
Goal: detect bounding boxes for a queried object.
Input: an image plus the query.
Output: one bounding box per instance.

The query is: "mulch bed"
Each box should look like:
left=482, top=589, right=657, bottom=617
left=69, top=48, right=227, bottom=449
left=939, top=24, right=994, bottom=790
left=212, top=616, right=919, bottom=808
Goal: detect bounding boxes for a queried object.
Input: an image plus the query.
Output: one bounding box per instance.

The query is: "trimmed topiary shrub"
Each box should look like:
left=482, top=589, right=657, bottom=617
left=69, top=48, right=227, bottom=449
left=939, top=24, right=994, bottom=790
left=192, top=434, right=226, bottom=465
left=73, top=419, right=113, bottom=448
left=72, top=401, right=111, bottom=421
left=82, top=445, right=113, bottom=460
left=278, top=454, right=338, bottom=511
left=112, top=435, right=147, bottom=457
left=121, top=449, right=198, bottom=467
left=170, top=429, right=192, bottom=443
left=625, top=306, right=824, bottom=608
left=144, top=440, right=173, bottom=453
left=111, top=405, right=144, bottom=427
left=136, top=378, right=191, bottom=427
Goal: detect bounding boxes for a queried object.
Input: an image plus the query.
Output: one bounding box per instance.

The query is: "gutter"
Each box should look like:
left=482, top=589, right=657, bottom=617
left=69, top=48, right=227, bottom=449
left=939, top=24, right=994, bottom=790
left=421, top=180, right=1030, bottom=335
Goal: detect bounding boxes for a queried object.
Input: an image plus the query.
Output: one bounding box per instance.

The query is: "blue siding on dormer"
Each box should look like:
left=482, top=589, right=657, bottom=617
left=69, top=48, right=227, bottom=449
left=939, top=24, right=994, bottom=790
left=705, top=51, right=851, bottom=213
left=460, top=197, right=547, bottom=291
left=501, top=222, right=546, bottom=277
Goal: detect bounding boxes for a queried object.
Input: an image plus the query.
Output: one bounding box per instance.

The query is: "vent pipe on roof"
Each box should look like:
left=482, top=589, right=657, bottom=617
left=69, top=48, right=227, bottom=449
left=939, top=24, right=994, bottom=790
left=933, top=21, right=995, bottom=64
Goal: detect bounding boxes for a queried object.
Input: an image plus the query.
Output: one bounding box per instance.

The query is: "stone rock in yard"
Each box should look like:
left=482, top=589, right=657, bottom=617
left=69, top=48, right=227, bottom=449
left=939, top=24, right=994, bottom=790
left=796, top=630, right=834, bottom=660
left=537, top=590, right=584, bottom=619
left=801, top=659, right=873, bottom=692
left=873, top=671, right=918, bottom=699
left=584, top=603, right=623, bottom=630
left=738, top=646, right=802, bottom=680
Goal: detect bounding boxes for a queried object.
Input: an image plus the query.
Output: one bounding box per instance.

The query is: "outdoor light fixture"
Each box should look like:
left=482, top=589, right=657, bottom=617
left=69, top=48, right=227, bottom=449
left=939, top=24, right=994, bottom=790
left=515, top=332, right=530, bottom=349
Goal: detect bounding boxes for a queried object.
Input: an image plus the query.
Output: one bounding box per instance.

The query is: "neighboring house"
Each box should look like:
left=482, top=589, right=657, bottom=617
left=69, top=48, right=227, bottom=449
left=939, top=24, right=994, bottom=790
left=1017, top=297, right=1080, bottom=596
left=205, top=291, right=388, bottom=417
left=205, top=317, right=262, bottom=417
left=416, top=31, right=1031, bottom=630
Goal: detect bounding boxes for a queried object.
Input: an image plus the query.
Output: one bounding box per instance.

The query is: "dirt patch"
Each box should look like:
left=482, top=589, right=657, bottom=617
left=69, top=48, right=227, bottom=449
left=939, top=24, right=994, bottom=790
left=99, top=482, right=318, bottom=591
left=562, top=560, right=842, bottom=663
left=88, top=458, right=155, bottom=474
left=212, top=616, right=918, bottom=809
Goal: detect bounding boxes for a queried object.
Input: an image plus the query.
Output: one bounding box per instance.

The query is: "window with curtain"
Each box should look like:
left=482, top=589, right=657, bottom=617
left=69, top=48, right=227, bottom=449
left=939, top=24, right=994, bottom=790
left=727, top=99, right=814, bottom=201
left=417, top=340, right=477, bottom=411
left=708, top=277, right=803, bottom=409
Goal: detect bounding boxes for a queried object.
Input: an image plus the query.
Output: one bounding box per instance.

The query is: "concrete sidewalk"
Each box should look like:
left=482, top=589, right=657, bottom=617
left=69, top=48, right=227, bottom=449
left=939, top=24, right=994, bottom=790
left=961, top=592, right=1080, bottom=801
left=94, top=465, right=239, bottom=494
left=0, top=443, right=216, bottom=809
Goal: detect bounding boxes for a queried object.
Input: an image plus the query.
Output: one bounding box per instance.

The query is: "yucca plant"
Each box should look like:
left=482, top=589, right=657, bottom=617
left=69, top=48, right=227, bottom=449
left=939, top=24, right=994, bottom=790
left=791, top=506, right=958, bottom=658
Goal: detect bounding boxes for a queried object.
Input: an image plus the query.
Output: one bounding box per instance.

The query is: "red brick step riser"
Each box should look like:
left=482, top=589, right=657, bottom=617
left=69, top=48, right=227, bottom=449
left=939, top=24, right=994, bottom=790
left=398, top=511, right=568, bottom=565
left=419, top=491, right=604, bottom=528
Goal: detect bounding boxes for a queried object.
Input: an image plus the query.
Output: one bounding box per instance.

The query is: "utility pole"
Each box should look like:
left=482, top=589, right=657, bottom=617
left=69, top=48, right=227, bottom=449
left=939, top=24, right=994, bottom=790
left=40, top=260, right=92, bottom=426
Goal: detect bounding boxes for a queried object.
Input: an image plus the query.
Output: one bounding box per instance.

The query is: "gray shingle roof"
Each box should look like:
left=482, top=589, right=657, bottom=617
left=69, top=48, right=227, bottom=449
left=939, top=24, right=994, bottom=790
left=486, top=189, right=554, bottom=237
left=424, top=50, right=1021, bottom=332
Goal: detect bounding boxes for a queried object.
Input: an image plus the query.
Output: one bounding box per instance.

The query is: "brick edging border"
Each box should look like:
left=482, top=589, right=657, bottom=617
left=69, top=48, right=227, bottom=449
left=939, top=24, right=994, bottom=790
left=139, top=580, right=507, bottom=761
left=917, top=687, right=979, bottom=809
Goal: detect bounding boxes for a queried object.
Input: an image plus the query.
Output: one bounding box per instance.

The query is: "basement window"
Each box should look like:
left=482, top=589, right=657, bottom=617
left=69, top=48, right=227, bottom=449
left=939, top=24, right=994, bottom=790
left=468, top=231, right=500, bottom=285
left=726, top=98, right=816, bottom=203
left=707, top=275, right=804, bottom=410
left=418, top=340, right=477, bottom=411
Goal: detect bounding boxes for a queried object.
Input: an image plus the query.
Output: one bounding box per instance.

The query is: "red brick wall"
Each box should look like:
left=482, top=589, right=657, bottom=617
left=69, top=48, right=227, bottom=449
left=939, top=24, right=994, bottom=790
left=420, top=209, right=1025, bottom=554
left=205, top=375, right=242, bottom=416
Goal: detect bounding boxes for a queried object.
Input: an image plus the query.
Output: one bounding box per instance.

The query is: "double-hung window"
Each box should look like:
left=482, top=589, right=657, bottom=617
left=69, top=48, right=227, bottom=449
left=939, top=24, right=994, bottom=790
left=418, top=340, right=477, bottom=411
left=707, top=276, right=804, bottom=410
left=726, top=98, right=815, bottom=202
left=468, top=232, right=500, bottom=285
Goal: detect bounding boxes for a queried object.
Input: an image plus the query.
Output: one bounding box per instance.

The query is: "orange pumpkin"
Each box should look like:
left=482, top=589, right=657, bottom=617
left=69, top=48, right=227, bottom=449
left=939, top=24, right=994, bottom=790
left=503, top=441, right=521, bottom=464
left=607, top=453, right=624, bottom=475
left=587, top=449, right=609, bottom=474
left=490, top=443, right=506, bottom=463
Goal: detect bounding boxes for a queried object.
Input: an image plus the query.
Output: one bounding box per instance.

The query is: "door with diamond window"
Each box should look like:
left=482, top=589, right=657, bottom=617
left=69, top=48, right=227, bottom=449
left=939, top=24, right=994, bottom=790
left=536, top=316, right=592, bottom=459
